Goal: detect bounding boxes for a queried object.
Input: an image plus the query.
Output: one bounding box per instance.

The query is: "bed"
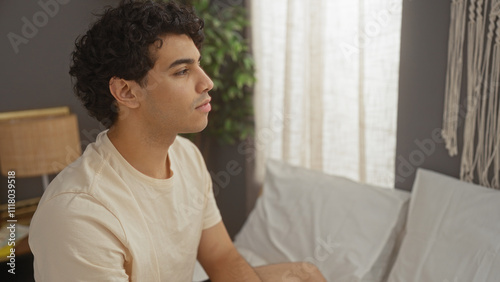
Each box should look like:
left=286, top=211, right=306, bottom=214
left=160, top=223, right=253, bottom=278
left=193, top=159, right=500, bottom=281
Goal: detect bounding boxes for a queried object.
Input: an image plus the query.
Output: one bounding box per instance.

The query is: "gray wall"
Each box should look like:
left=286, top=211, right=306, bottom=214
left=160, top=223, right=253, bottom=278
left=0, top=0, right=117, bottom=203
left=395, top=0, right=462, bottom=191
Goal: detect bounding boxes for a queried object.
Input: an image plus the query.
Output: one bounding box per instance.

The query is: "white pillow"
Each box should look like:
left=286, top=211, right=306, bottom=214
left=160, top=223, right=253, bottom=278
left=388, top=169, right=500, bottom=282
left=234, top=159, right=410, bottom=282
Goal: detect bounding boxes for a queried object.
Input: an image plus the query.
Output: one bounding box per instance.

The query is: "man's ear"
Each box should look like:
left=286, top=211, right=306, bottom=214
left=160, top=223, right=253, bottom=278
left=109, top=77, right=142, bottom=109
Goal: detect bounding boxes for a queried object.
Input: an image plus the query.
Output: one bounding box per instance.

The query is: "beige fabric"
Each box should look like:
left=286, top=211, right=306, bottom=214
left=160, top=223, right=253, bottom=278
left=443, top=0, right=500, bottom=189
left=442, top=0, right=467, bottom=157
left=251, top=0, right=402, bottom=188
left=29, top=131, right=221, bottom=282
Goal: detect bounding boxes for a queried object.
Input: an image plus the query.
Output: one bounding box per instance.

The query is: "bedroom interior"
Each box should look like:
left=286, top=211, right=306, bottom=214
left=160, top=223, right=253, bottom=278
left=0, top=0, right=499, bottom=281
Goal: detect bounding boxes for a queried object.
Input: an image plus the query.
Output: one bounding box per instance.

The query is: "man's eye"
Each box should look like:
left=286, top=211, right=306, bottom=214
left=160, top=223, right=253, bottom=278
left=175, top=69, right=189, bottom=76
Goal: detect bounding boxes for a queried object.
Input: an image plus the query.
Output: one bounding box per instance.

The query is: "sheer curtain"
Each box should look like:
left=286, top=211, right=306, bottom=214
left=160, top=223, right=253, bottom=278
left=251, top=0, right=402, bottom=188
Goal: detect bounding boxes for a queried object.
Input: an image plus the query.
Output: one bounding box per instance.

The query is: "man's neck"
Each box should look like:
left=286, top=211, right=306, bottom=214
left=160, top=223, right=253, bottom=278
left=107, top=123, right=176, bottom=179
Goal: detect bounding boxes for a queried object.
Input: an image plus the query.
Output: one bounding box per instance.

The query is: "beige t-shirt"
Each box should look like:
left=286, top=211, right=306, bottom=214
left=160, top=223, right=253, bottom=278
left=29, top=131, right=221, bottom=282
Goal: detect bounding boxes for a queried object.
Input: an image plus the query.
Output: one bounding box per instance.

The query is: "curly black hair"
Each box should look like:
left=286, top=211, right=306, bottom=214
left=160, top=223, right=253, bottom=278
left=69, top=0, right=204, bottom=127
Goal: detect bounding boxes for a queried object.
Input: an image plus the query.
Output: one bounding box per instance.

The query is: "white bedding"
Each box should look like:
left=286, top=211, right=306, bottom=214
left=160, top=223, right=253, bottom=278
left=233, top=159, right=410, bottom=281
left=193, top=162, right=500, bottom=282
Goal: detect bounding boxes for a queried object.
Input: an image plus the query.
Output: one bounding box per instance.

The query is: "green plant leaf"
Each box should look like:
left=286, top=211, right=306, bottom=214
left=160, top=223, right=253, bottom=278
left=195, top=0, right=209, bottom=12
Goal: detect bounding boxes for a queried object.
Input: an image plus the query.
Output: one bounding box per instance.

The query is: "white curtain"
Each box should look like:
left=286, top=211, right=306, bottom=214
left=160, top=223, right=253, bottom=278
left=251, top=0, right=402, bottom=188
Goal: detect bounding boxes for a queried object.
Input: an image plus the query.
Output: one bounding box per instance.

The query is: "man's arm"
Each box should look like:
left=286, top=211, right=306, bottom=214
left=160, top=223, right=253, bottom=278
left=197, top=221, right=261, bottom=282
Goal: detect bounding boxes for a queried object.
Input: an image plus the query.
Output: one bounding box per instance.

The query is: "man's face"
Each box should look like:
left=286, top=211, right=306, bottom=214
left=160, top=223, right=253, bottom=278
left=136, top=33, right=214, bottom=136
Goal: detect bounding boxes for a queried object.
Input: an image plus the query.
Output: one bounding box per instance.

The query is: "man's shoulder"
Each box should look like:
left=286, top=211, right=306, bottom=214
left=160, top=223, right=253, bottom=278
left=41, top=142, right=113, bottom=201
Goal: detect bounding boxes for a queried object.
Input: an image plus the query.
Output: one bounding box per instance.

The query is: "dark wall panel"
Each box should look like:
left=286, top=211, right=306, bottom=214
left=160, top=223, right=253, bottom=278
left=395, top=0, right=462, bottom=191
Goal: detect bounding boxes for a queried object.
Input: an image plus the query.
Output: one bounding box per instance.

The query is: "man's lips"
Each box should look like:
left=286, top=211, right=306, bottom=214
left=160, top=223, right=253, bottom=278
left=195, top=98, right=212, bottom=112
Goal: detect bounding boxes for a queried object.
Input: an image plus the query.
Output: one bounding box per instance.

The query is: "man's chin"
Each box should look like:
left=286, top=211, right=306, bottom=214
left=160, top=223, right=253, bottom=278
left=180, top=123, right=208, bottom=135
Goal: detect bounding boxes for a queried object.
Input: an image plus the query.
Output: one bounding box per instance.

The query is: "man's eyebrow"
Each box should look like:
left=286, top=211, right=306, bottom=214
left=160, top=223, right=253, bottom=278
left=168, top=56, right=202, bottom=69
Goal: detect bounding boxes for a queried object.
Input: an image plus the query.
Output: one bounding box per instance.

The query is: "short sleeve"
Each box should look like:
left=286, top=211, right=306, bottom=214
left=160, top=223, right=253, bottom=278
left=202, top=170, right=222, bottom=230
left=29, top=193, right=130, bottom=282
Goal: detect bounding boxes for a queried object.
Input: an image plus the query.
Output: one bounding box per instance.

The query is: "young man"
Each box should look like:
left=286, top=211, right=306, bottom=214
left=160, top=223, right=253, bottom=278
left=29, top=1, right=326, bottom=281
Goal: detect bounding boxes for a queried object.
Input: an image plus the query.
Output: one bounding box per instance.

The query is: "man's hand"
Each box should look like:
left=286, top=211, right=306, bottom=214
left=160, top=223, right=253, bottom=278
left=197, top=221, right=261, bottom=282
